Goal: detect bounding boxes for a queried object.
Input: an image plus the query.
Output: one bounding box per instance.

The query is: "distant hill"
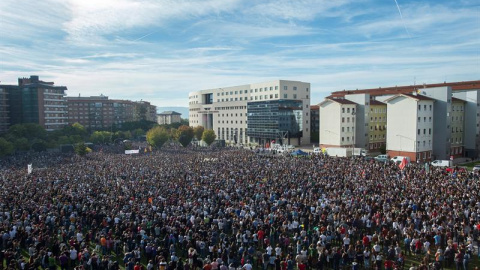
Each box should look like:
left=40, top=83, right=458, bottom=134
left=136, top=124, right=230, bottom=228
left=156, top=107, right=189, bottom=119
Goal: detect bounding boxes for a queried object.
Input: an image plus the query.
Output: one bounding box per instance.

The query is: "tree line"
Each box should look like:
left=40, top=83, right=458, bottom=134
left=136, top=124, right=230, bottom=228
left=0, top=120, right=216, bottom=157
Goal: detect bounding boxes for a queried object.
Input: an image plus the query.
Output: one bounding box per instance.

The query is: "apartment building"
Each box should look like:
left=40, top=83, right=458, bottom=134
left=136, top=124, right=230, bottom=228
left=318, top=99, right=357, bottom=148
left=453, top=90, right=480, bottom=158
left=368, top=100, right=387, bottom=152
left=450, top=98, right=465, bottom=158
left=0, top=76, right=68, bottom=131
left=157, top=111, right=182, bottom=125
left=0, top=87, right=10, bottom=133
left=310, top=105, right=319, bottom=143
left=385, top=93, right=435, bottom=162
left=189, top=80, right=311, bottom=146
left=133, top=101, right=157, bottom=122
left=66, top=95, right=136, bottom=130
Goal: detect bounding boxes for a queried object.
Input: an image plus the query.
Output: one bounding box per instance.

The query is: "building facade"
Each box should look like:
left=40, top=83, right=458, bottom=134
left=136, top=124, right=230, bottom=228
left=318, top=99, right=357, bottom=148
left=385, top=93, right=435, bottom=162
left=66, top=95, right=135, bottom=130
left=310, top=105, right=319, bottom=143
left=452, top=90, right=480, bottom=158
left=450, top=98, right=465, bottom=158
left=0, top=76, right=68, bottom=131
left=368, top=100, right=387, bottom=152
left=189, top=80, right=311, bottom=146
left=0, top=87, right=10, bottom=133
left=157, top=111, right=182, bottom=125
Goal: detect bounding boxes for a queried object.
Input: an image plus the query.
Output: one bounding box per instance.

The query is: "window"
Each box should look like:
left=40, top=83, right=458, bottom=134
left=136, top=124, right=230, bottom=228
left=347, top=108, right=350, bottom=113
left=342, top=108, right=345, bottom=113
left=293, top=86, right=297, bottom=90
left=418, top=117, right=420, bottom=122
left=283, top=94, right=287, bottom=98
left=293, top=94, right=297, bottom=99
left=429, top=105, right=432, bottom=111
left=342, top=137, right=344, bottom=142
left=283, top=86, right=288, bottom=90
left=418, top=129, right=420, bottom=135
left=429, top=128, right=431, bottom=135
left=342, top=117, right=345, bottom=123
left=306, top=88, right=309, bottom=92
left=418, top=105, right=421, bottom=111
left=275, top=86, right=278, bottom=90
left=342, top=127, right=345, bottom=132
left=424, top=105, right=427, bottom=110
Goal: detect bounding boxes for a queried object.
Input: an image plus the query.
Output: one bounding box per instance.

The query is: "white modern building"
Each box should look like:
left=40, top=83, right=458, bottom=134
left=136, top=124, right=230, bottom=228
left=385, top=93, right=435, bottom=162
left=189, top=80, right=311, bottom=146
left=318, top=98, right=357, bottom=148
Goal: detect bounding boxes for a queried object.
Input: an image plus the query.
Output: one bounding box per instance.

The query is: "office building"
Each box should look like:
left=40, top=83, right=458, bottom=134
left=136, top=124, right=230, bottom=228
left=189, top=80, right=311, bottom=146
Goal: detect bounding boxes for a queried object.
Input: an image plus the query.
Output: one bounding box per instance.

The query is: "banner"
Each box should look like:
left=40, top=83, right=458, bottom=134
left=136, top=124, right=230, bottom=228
left=125, top=150, right=140, bottom=155
left=27, top=164, right=32, bottom=174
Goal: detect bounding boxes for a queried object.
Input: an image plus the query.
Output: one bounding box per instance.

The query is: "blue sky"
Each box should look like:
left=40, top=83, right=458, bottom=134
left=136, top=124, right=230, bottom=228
left=0, top=0, right=479, bottom=107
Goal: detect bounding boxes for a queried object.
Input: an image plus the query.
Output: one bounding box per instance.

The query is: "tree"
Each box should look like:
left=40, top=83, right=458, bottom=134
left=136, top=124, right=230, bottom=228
left=146, top=126, right=169, bottom=149
left=13, top=138, right=30, bottom=151
left=202, top=129, right=216, bottom=146
left=0, top=138, right=14, bottom=157
left=31, top=140, right=48, bottom=152
left=90, top=131, right=112, bottom=144
left=74, top=142, right=91, bottom=156
left=193, top=126, right=204, bottom=141
left=177, top=125, right=194, bottom=147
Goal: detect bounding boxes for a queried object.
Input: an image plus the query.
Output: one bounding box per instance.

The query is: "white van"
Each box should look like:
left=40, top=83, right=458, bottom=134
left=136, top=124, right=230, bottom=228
left=430, top=160, right=451, bottom=167
left=390, top=156, right=411, bottom=164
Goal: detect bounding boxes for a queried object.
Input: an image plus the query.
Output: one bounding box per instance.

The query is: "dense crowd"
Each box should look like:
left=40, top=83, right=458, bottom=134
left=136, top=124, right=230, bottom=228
left=0, top=145, right=479, bottom=270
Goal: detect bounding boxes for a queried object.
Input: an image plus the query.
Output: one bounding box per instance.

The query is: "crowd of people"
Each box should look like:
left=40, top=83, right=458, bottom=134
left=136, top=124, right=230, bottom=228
left=0, top=144, right=479, bottom=270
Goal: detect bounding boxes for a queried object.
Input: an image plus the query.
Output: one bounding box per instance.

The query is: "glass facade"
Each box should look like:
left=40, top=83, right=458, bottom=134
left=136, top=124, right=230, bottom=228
left=247, top=99, right=303, bottom=142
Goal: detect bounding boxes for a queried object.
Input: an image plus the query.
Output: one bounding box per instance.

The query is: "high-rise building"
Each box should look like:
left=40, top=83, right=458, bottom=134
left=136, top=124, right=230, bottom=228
left=189, top=80, right=311, bottom=146
left=1, top=76, right=68, bottom=131
left=0, top=87, right=11, bottom=133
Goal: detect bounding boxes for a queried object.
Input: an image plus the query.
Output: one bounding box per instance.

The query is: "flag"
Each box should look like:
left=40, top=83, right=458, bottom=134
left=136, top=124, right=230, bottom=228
left=27, top=164, right=32, bottom=174
left=399, top=157, right=407, bottom=170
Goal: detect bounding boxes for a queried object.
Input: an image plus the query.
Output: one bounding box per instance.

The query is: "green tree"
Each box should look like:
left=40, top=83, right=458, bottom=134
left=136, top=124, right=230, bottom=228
left=13, top=138, right=30, bottom=151
left=177, top=125, right=194, bottom=147
left=0, top=138, right=14, bottom=157
left=74, top=143, right=89, bottom=156
left=90, top=131, right=112, bottom=144
left=193, top=126, right=204, bottom=141
left=202, top=129, right=216, bottom=146
left=31, top=140, right=48, bottom=152
left=132, top=128, right=145, bottom=139
left=146, top=126, right=169, bottom=149
left=71, top=122, right=87, bottom=137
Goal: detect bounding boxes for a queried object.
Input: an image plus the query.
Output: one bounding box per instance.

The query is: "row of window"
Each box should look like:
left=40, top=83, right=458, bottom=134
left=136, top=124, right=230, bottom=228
left=371, top=116, right=386, bottom=122
left=216, top=93, right=308, bottom=102
left=418, top=104, right=433, bottom=111
left=341, top=117, right=355, bottom=123
left=370, top=108, right=386, bottom=113
left=341, top=108, right=355, bottom=114
left=370, top=125, right=386, bottom=131
left=341, top=136, right=355, bottom=142
left=370, top=134, right=386, bottom=140
left=417, top=128, right=432, bottom=135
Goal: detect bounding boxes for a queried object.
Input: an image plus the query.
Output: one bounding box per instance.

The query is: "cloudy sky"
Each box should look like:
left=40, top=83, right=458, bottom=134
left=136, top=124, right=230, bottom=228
left=0, top=0, right=478, bottom=107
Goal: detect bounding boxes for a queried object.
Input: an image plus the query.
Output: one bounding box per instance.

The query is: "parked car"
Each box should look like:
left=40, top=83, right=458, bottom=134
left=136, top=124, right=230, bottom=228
left=374, top=154, right=389, bottom=163
left=390, top=156, right=411, bottom=164
left=430, top=160, right=452, bottom=167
